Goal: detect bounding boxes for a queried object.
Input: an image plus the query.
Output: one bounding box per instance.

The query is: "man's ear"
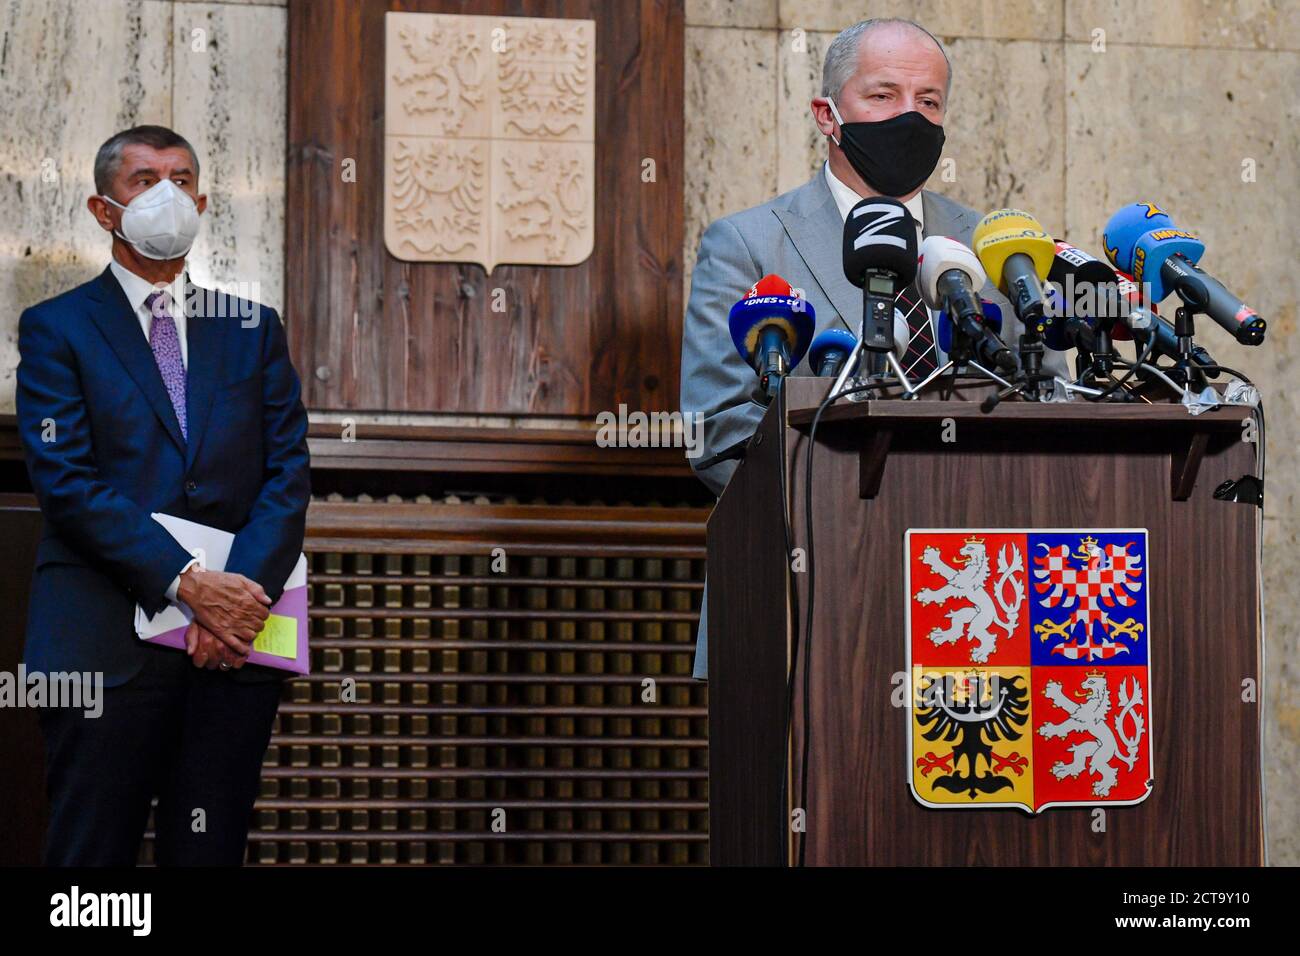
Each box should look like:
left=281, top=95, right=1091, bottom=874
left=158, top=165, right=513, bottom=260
left=195, top=192, right=208, bottom=215
left=86, top=195, right=115, bottom=233
left=810, top=97, right=835, bottom=137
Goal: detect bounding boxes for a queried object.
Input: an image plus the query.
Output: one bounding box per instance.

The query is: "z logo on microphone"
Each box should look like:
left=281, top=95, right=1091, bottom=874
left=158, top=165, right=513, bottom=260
left=850, top=202, right=908, bottom=251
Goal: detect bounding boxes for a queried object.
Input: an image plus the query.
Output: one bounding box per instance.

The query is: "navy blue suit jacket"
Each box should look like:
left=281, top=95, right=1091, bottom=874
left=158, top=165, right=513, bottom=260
left=16, top=266, right=311, bottom=686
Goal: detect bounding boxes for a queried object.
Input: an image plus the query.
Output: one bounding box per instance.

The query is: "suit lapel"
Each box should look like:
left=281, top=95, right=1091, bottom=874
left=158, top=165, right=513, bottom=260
left=921, top=190, right=979, bottom=245
left=769, top=179, right=986, bottom=372
left=87, top=267, right=186, bottom=455
left=182, top=279, right=223, bottom=470
left=772, top=175, right=861, bottom=333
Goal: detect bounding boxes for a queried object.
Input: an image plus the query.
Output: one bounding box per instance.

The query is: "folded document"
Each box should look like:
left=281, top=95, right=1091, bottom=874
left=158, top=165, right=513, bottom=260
left=133, top=512, right=310, bottom=674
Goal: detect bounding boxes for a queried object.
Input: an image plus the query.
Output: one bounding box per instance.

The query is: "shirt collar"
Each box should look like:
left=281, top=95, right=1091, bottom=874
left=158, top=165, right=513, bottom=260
left=109, top=257, right=188, bottom=315
left=823, top=161, right=924, bottom=231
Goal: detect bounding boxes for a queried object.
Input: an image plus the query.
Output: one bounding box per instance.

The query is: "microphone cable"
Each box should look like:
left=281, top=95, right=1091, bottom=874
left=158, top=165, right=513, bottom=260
left=1196, top=361, right=1268, bottom=863
left=775, top=381, right=801, bottom=865
left=1252, top=398, right=1269, bottom=866
left=794, top=377, right=889, bottom=866
left=1086, top=334, right=1156, bottom=402
left=1195, top=364, right=1254, bottom=386
left=791, top=368, right=1052, bottom=865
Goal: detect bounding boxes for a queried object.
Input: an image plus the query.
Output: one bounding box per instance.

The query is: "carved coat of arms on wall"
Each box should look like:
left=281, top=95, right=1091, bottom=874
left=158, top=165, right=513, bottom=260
left=384, top=12, right=596, bottom=273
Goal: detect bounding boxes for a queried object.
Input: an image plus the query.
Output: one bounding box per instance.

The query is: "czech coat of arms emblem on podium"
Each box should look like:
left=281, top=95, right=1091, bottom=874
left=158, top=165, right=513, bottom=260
left=905, top=529, right=1154, bottom=813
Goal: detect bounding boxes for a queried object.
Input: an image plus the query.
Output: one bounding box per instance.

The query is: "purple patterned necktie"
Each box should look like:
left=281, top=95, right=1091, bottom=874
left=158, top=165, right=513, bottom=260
left=146, top=291, right=187, bottom=441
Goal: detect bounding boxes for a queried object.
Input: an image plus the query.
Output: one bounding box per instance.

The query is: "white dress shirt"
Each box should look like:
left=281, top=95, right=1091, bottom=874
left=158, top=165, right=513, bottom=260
left=824, top=160, right=925, bottom=241
left=109, top=257, right=196, bottom=600
left=109, top=257, right=189, bottom=369
left=823, top=162, right=936, bottom=362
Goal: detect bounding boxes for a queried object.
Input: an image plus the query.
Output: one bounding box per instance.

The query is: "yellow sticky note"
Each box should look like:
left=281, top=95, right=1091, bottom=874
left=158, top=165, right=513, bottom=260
left=253, top=613, right=298, bottom=659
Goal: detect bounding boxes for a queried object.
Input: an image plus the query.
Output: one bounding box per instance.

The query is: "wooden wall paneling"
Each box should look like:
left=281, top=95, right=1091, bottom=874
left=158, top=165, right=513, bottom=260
left=285, top=0, right=685, bottom=418
left=0, top=495, right=46, bottom=865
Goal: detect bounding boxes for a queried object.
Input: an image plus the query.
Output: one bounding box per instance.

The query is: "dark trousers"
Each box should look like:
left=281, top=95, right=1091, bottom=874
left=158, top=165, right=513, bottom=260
left=38, top=647, right=283, bottom=866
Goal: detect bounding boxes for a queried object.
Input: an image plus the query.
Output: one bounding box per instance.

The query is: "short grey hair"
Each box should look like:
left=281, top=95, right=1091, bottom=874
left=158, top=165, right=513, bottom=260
left=94, top=125, right=200, bottom=195
left=821, top=18, right=952, bottom=101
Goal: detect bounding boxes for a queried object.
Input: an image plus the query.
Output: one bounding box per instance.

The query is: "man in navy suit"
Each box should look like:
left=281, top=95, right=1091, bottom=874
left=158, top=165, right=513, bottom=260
left=16, top=125, right=311, bottom=866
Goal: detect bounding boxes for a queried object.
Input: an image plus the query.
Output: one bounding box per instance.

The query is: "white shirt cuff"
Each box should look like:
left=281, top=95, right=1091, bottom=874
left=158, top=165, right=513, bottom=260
left=166, top=558, right=201, bottom=603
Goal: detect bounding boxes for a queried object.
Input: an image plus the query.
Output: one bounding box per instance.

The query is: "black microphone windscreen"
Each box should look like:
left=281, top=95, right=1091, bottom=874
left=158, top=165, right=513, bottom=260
left=1048, top=252, right=1116, bottom=289
left=842, top=197, right=918, bottom=289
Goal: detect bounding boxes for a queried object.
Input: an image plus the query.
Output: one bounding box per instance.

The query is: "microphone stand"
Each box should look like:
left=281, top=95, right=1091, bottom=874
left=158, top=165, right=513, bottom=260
left=1170, top=303, right=1211, bottom=392
left=980, top=315, right=1061, bottom=409
left=980, top=331, right=1048, bottom=411
left=929, top=323, right=1017, bottom=399
left=827, top=280, right=918, bottom=401
left=826, top=334, right=924, bottom=401
left=830, top=291, right=1032, bottom=403
left=1072, top=319, right=1120, bottom=391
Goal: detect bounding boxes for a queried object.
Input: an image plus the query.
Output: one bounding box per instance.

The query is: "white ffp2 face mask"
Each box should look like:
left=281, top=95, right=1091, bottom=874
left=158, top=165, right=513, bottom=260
left=101, top=179, right=201, bottom=260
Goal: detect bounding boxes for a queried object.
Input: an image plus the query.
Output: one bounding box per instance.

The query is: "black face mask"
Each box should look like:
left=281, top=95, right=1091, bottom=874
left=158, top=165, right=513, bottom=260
left=828, top=99, right=945, bottom=198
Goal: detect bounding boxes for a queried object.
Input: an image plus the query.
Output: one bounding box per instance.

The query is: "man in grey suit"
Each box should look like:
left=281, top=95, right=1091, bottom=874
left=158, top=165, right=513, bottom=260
left=680, top=18, right=1065, bottom=679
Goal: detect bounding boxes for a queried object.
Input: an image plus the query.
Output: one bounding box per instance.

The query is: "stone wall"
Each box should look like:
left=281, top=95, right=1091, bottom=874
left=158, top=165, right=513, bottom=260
left=0, top=0, right=285, bottom=405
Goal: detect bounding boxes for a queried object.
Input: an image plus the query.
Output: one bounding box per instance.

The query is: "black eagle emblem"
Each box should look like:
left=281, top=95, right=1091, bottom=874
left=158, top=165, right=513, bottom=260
left=914, top=672, right=1031, bottom=798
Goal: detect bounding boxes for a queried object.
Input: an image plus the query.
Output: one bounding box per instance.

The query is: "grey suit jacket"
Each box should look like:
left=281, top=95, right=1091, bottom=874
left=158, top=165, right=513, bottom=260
left=681, top=171, right=1066, bottom=679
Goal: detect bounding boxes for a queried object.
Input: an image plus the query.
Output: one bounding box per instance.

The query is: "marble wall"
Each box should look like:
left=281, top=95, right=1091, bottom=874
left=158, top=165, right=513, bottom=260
left=0, top=0, right=286, bottom=405
left=0, top=0, right=1294, bottom=861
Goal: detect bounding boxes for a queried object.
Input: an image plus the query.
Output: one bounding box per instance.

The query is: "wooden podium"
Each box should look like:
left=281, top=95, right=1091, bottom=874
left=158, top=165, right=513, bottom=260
left=707, top=376, right=1263, bottom=866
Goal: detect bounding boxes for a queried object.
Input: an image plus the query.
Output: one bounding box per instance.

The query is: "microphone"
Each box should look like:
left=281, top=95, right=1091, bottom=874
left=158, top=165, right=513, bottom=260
left=808, top=328, right=858, bottom=377
left=935, top=301, right=1015, bottom=373
left=917, top=236, right=1015, bottom=372
left=1043, top=240, right=1126, bottom=362
left=1102, top=268, right=1219, bottom=382
left=842, top=198, right=917, bottom=369
left=1103, top=202, right=1265, bottom=345
left=728, top=274, right=816, bottom=397
left=972, top=209, right=1057, bottom=384
left=1042, top=311, right=1111, bottom=355
left=937, top=299, right=1003, bottom=350
left=971, top=209, right=1056, bottom=331
left=1048, top=240, right=1128, bottom=321
left=1109, top=269, right=1156, bottom=341
left=1049, top=239, right=1117, bottom=286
